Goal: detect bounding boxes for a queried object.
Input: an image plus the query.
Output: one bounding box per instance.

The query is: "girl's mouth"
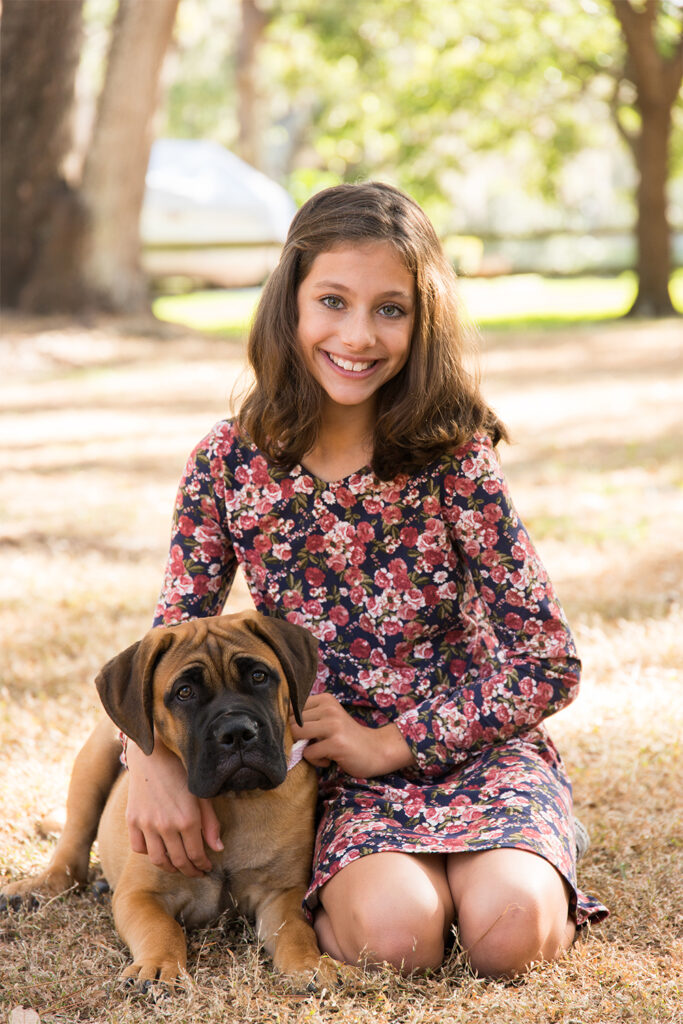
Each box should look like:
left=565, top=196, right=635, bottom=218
left=324, top=351, right=378, bottom=375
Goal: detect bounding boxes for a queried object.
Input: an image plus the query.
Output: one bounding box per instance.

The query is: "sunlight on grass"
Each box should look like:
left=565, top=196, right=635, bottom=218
left=460, top=272, right=638, bottom=325
left=153, top=270, right=682, bottom=335
left=154, top=287, right=262, bottom=335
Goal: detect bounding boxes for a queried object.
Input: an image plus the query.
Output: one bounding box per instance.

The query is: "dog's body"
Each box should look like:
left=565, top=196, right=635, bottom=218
left=1, top=612, right=334, bottom=988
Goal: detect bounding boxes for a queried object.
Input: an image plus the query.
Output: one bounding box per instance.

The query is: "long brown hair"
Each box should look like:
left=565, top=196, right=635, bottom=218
left=239, top=181, right=507, bottom=479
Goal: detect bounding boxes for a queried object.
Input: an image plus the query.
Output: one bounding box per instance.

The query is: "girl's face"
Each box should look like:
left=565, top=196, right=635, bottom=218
left=296, top=242, right=415, bottom=417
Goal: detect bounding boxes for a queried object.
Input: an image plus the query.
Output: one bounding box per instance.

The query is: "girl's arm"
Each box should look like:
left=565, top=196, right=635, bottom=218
left=126, top=426, right=237, bottom=873
left=152, top=424, right=237, bottom=627
left=395, top=436, right=581, bottom=775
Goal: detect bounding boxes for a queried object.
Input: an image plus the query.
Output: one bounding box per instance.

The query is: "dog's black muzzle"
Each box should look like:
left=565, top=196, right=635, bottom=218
left=187, top=700, right=288, bottom=798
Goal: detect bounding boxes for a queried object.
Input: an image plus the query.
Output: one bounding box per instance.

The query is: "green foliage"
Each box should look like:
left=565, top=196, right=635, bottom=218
left=257, top=0, right=635, bottom=224
left=81, top=0, right=681, bottom=253
left=162, top=0, right=241, bottom=144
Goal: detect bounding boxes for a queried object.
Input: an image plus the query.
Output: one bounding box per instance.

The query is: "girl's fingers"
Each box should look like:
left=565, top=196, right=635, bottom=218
left=199, top=798, right=224, bottom=853
left=143, top=832, right=181, bottom=875
left=128, top=824, right=148, bottom=857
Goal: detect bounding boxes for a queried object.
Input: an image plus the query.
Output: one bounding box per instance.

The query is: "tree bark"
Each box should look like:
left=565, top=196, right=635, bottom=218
left=236, top=0, right=270, bottom=169
left=632, top=101, right=675, bottom=316
left=0, top=0, right=84, bottom=308
left=612, top=0, right=683, bottom=316
left=19, top=0, right=180, bottom=314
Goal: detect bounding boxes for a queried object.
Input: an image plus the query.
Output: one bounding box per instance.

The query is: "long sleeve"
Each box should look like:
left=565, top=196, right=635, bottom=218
left=153, top=426, right=238, bottom=626
left=395, top=436, right=580, bottom=773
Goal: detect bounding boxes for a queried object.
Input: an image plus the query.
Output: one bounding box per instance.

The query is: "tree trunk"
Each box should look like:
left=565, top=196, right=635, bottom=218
left=236, top=0, right=270, bottom=169
left=630, top=101, right=675, bottom=317
left=0, top=0, right=84, bottom=308
left=612, top=0, right=683, bottom=317
left=20, top=0, right=180, bottom=314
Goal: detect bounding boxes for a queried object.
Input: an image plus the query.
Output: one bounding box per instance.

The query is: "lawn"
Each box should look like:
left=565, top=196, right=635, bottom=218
left=0, top=311, right=681, bottom=1023
left=152, top=269, right=683, bottom=334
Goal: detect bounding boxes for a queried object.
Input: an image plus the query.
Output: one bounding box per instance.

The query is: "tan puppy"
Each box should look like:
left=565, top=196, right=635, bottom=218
left=1, top=612, right=335, bottom=989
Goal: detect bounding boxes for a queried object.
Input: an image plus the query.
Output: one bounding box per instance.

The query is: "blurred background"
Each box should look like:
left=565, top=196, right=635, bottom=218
left=1, top=0, right=682, bottom=330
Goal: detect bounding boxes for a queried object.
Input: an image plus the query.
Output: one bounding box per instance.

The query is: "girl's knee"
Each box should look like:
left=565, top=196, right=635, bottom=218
left=319, top=855, right=453, bottom=973
left=342, top=894, right=446, bottom=972
left=458, top=882, right=573, bottom=979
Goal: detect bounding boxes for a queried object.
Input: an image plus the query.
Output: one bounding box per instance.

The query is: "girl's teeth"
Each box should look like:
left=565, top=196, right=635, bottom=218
left=328, top=353, right=375, bottom=372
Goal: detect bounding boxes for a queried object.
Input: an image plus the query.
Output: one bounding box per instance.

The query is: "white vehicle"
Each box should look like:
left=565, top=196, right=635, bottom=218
left=140, top=138, right=296, bottom=287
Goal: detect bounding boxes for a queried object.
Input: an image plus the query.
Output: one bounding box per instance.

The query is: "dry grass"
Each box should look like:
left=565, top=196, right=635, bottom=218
left=1, top=311, right=681, bottom=1023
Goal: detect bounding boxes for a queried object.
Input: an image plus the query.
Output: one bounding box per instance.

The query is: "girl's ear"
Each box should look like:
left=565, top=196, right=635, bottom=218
left=94, top=629, right=175, bottom=754
left=241, top=613, right=319, bottom=726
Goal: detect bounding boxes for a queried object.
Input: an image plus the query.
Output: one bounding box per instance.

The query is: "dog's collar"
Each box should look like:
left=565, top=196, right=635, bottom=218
left=287, top=740, right=308, bottom=772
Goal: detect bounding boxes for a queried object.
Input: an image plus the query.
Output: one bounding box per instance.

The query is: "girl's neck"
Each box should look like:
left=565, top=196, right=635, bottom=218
left=303, top=401, right=375, bottom=482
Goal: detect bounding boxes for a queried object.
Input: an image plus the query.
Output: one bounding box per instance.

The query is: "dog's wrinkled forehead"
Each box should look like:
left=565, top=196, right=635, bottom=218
left=157, top=619, right=280, bottom=688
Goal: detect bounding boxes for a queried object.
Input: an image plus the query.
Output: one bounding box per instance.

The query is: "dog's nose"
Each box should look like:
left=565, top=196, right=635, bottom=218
left=213, top=713, right=259, bottom=751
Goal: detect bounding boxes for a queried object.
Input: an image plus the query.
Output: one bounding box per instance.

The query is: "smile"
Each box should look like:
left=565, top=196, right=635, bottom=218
left=325, top=352, right=378, bottom=374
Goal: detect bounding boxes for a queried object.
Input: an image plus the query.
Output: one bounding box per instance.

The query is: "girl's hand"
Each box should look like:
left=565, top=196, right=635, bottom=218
left=126, top=737, right=223, bottom=877
left=290, top=693, right=416, bottom=778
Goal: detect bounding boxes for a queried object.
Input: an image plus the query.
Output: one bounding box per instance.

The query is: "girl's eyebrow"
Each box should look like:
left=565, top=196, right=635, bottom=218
left=313, top=279, right=413, bottom=300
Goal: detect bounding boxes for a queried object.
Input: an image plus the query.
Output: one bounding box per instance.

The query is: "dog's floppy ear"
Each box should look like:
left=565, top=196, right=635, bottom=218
left=95, top=628, right=175, bottom=754
left=243, top=614, right=319, bottom=726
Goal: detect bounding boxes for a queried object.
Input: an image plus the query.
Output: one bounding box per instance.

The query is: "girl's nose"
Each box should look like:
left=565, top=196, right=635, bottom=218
left=340, top=310, right=375, bottom=350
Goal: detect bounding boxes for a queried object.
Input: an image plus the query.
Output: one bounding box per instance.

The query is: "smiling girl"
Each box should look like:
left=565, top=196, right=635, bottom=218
left=125, top=182, right=607, bottom=978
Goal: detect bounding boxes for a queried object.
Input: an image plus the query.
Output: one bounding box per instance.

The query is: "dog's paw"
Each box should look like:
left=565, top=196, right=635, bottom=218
left=279, top=953, right=340, bottom=992
left=0, top=870, right=78, bottom=909
left=120, top=958, right=190, bottom=991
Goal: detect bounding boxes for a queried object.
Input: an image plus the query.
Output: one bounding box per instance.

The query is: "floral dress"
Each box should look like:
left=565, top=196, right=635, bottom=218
left=153, top=419, right=607, bottom=926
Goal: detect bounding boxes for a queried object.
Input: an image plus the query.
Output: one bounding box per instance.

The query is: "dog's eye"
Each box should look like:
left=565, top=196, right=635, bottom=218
left=176, top=684, right=194, bottom=701
left=251, top=669, right=268, bottom=686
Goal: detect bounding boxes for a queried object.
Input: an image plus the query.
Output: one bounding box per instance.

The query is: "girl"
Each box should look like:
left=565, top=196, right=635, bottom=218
left=125, top=182, right=607, bottom=979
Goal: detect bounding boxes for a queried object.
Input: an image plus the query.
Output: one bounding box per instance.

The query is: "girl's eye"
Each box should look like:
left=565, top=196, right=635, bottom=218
left=251, top=669, right=268, bottom=685
left=176, top=685, right=194, bottom=701
left=379, top=303, right=404, bottom=318
left=321, top=295, right=344, bottom=309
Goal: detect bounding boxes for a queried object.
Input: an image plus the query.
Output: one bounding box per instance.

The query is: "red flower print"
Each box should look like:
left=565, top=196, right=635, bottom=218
left=382, top=506, right=402, bottom=525
left=329, top=605, right=350, bottom=626
left=356, top=521, right=375, bottom=543
left=455, top=477, right=477, bottom=497
left=193, top=575, right=211, bottom=596
left=519, top=677, right=535, bottom=697
left=400, top=526, right=419, bottom=547
left=350, top=638, right=371, bottom=659
left=504, top=612, right=524, bottom=631
left=543, top=617, right=564, bottom=633
left=169, top=544, right=186, bottom=576
left=363, top=498, right=382, bottom=514
left=336, top=487, right=356, bottom=508
left=483, top=502, right=503, bottom=523
left=250, top=456, right=270, bottom=486
left=178, top=515, right=195, bottom=537
left=306, top=534, right=327, bottom=553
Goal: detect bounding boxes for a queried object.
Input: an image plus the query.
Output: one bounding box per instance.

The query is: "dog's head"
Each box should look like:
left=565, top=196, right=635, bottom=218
left=95, top=612, right=318, bottom=798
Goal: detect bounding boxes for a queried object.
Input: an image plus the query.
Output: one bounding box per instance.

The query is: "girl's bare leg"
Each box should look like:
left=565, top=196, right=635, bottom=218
left=447, top=847, right=576, bottom=979
left=314, top=852, right=455, bottom=973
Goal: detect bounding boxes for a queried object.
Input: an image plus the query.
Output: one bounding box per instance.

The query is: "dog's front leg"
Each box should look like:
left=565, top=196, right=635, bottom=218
left=256, top=887, right=337, bottom=989
left=112, top=867, right=188, bottom=986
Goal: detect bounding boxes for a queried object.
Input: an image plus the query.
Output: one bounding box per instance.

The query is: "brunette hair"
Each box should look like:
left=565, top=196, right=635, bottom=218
left=239, top=181, right=507, bottom=479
